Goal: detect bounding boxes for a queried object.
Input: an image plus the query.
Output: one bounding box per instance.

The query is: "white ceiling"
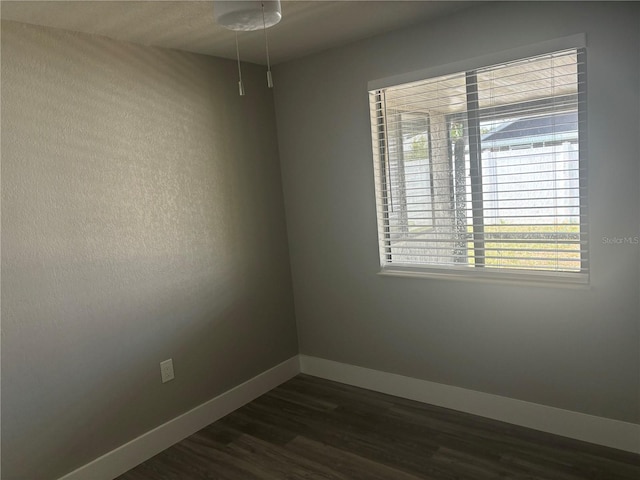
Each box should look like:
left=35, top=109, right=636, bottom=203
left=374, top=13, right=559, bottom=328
left=1, top=1, right=481, bottom=65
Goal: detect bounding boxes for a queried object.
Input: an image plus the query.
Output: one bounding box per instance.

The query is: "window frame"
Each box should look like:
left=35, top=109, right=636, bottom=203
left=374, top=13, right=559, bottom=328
left=368, top=35, right=589, bottom=285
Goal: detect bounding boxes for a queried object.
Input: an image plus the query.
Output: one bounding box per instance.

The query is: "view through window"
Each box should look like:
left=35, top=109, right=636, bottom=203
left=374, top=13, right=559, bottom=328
left=369, top=48, right=588, bottom=280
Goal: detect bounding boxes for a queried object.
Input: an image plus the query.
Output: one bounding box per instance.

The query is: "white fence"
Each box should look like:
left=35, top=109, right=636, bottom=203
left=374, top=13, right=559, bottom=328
left=481, top=142, right=580, bottom=225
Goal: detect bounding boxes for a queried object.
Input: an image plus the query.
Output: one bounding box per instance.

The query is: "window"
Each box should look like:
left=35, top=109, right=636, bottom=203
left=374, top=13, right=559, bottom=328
left=369, top=47, right=587, bottom=282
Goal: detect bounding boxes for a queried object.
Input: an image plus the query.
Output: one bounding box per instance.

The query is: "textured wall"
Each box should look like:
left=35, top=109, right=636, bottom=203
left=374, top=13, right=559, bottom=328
left=1, top=20, right=297, bottom=480
left=274, top=1, right=640, bottom=424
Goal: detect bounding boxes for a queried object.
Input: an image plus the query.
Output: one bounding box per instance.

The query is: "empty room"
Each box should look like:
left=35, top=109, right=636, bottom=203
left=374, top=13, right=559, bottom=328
left=1, top=1, right=639, bottom=479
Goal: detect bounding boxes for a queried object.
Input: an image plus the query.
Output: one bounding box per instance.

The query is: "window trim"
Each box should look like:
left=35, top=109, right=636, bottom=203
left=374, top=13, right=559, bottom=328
left=368, top=35, right=589, bottom=285
left=377, top=265, right=591, bottom=288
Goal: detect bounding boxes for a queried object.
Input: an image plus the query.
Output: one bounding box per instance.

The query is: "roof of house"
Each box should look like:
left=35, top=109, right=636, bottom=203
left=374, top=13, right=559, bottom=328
left=481, top=112, right=578, bottom=148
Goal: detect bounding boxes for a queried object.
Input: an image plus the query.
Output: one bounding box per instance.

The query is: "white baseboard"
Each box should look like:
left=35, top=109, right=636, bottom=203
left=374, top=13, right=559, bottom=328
left=299, top=355, right=640, bottom=454
left=57, top=353, right=639, bottom=480
left=57, top=356, right=300, bottom=480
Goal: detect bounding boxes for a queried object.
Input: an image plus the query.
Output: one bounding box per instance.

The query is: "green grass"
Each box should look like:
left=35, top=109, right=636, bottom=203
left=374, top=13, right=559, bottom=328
left=468, top=223, right=581, bottom=271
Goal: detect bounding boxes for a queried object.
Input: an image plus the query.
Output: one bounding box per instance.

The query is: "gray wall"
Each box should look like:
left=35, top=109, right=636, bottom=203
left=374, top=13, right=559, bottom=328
left=274, top=1, right=640, bottom=424
left=1, top=21, right=297, bottom=479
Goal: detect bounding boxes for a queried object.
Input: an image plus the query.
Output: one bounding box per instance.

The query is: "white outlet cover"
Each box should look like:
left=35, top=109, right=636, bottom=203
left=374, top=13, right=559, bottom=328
left=160, top=359, right=175, bottom=383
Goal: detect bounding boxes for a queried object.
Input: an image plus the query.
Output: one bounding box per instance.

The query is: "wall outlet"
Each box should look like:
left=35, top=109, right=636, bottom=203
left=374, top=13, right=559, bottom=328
left=160, top=358, right=175, bottom=383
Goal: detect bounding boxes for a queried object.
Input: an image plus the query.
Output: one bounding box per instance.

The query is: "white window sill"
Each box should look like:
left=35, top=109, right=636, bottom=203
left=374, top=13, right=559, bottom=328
left=377, top=266, right=591, bottom=290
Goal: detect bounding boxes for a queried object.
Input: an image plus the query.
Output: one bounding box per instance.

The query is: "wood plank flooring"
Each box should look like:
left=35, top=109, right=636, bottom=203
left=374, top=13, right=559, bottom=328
left=117, top=374, right=640, bottom=480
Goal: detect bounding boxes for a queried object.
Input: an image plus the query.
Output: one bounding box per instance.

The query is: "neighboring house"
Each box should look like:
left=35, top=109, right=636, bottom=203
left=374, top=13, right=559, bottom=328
left=481, top=112, right=580, bottom=225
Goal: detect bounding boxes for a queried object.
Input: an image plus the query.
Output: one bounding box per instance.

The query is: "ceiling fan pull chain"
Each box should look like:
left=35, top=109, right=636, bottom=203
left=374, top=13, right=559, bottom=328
left=262, top=2, right=274, bottom=88
left=235, top=31, right=245, bottom=96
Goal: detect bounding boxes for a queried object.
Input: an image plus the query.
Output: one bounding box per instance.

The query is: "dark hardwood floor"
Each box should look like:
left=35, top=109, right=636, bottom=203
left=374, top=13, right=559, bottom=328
left=117, top=374, right=640, bottom=480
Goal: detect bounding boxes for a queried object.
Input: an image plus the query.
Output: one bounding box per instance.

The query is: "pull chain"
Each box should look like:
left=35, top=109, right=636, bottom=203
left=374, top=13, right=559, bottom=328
left=235, top=32, right=245, bottom=96
left=262, top=2, right=274, bottom=88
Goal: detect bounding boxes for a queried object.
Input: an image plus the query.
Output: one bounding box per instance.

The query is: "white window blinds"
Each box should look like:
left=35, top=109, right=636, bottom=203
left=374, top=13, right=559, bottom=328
left=369, top=48, right=588, bottom=280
